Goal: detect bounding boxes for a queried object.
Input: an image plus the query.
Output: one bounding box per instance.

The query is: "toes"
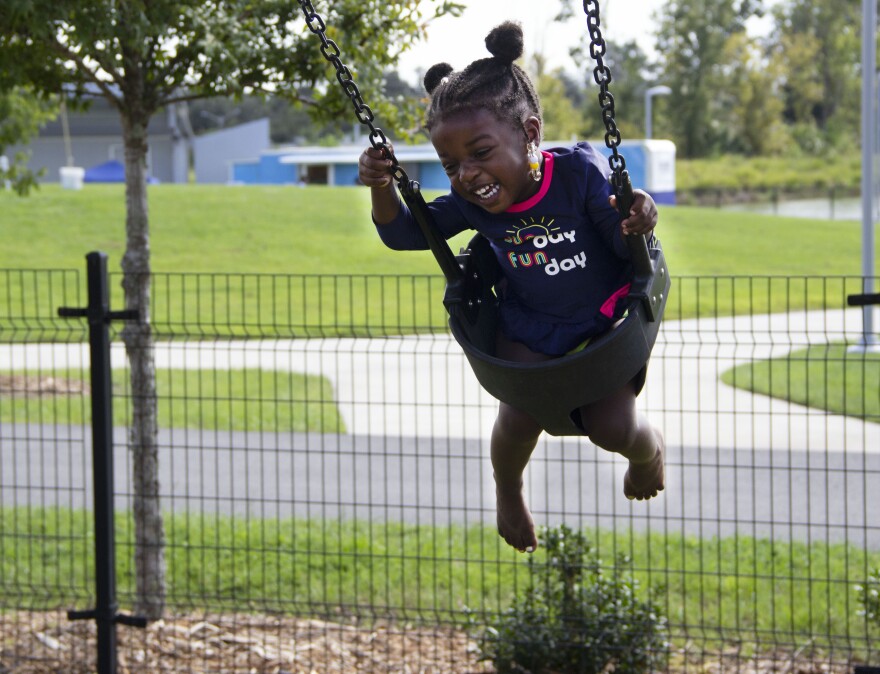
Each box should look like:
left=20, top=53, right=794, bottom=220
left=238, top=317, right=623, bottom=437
left=497, top=522, right=538, bottom=553
left=623, top=444, right=666, bottom=501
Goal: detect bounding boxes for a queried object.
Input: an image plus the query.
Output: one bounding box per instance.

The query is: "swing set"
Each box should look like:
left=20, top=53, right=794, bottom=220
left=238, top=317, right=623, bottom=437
left=297, top=0, right=671, bottom=436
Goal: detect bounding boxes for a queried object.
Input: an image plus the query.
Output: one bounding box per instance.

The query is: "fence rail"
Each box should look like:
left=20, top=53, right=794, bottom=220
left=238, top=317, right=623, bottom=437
left=1, top=266, right=878, bottom=672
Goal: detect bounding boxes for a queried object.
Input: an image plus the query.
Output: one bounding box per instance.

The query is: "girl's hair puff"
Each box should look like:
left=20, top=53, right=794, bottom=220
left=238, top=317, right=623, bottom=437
left=422, top=21, right=542, bottom=138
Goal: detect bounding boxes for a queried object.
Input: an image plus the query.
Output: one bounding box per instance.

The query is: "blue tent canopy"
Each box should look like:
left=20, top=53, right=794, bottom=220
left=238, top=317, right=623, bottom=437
left=84, top=160, right=159, bottom=183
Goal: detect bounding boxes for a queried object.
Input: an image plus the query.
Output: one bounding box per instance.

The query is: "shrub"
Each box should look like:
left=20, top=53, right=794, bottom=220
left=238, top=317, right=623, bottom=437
left=857, top=568, right=880, bottom=625
left=472, top=525, right=668, bottom=674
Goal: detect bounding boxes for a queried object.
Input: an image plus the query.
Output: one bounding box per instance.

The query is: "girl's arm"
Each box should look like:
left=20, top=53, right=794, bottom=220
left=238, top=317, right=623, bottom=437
left=359, top=146, right=401, bottom=225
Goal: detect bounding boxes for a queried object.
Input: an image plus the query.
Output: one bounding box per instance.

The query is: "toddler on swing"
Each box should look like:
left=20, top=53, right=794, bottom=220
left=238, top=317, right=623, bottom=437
left=359, top=21, right=665, bottom=553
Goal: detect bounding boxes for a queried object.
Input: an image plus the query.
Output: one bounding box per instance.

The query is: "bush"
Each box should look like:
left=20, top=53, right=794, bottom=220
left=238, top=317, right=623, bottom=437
left=472, top=525, right=668, bottom=674
left=857, top=568, right=880, bottom=625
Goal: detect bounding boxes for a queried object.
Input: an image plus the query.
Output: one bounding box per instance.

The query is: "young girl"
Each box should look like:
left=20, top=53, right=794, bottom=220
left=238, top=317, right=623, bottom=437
left=359, top=21, right=665, bottom=553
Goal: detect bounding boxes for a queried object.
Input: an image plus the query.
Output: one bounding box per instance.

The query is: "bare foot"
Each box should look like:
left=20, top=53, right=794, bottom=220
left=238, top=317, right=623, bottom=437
left=623, top=431, right=666, bottom=501
left=494, top=477, right=538, bottom=552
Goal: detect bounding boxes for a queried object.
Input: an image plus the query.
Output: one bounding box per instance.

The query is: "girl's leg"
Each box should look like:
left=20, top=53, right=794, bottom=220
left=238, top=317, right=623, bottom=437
left=578, top=381, right=665, bottom=500
left=492, top=401, right=543, bottom=552
left=491, top=334, right=551, bottom=552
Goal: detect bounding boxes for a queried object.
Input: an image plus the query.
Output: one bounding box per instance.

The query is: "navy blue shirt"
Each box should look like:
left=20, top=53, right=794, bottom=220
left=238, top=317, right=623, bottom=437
left=376, top=142, right=634, bottom=355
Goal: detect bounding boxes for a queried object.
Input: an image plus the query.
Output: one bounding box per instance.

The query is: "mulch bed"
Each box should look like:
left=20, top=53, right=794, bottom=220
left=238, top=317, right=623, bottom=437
left=0, top=374, right=89, bottom=396
left=0, top=610, right=492, bottom=673
left=0, top=610, right=866, bottom=673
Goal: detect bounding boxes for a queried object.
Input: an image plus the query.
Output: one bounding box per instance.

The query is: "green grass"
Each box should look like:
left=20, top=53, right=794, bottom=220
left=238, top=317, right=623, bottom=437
left=721, top=344, right=880, bottom=421
left=1, top=184, right=875, bottom=332
left=0, top=368, right=345, bottom=433
left=0, top=184, right=468, bottom=276
left=0, top=184, right=871, bottom=277
left=2, top=507, right=878, bottom=652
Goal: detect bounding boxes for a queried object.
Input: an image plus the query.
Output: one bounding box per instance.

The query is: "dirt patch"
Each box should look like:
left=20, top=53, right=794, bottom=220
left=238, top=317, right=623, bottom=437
left=0, top=611, right=492, bottom=673
left=0, top=374, right=89, bottom=397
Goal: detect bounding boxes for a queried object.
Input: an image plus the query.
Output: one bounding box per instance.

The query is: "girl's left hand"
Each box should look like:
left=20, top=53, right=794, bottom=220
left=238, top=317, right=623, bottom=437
left=610, top=189, right=658, bottom=236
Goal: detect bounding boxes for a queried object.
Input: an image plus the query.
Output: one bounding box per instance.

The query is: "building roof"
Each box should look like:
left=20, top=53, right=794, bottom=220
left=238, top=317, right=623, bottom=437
left=277, top=143, right=440, bottom=165
left=273, top=139, right=676, bottom=166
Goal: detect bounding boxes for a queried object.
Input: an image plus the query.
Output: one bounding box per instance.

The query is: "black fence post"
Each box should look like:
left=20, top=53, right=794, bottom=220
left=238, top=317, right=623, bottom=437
left=58, top=252, right=146, bottom=674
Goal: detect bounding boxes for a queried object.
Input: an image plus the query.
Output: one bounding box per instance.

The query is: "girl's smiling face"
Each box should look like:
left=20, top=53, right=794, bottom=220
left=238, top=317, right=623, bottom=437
left=430, top=108, right=542, bottom=214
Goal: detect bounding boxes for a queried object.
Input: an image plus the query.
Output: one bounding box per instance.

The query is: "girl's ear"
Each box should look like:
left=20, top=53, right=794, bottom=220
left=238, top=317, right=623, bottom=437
left=523, top=115, right=542, bottom=144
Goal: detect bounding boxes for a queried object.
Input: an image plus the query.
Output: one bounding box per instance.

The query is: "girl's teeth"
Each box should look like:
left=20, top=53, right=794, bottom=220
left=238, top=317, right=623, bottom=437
left=476, top=184, right=499, bottom=200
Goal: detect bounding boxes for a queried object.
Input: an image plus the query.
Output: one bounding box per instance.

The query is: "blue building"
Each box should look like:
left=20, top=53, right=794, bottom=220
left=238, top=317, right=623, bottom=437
left=231, top=139, right=676, bottom=205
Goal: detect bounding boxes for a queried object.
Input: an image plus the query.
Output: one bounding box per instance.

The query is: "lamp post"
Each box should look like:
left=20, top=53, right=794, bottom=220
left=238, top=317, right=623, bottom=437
left=858, top=0, right=877, bottom=348
left=644, top=85, right=672, bottom=140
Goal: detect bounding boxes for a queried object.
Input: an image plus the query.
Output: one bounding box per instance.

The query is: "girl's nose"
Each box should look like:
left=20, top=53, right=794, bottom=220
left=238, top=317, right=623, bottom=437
left=458, top=161, right=479, bottom=185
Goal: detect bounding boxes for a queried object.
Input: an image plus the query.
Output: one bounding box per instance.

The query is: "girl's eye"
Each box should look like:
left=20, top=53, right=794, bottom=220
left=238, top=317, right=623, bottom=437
left=443, top=164, right=458, bottom=176
left=474, top=148, right=491, bottom=159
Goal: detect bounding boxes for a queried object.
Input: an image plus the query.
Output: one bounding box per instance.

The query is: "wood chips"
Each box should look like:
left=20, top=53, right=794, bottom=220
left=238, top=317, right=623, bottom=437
left=0, top=610, right=492, bottom=673
left=0, top=611, right=863, bottom=673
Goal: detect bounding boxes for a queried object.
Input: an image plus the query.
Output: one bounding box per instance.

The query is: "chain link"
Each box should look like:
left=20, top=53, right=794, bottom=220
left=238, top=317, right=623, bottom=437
left=297, top=0, right=410, bottom=185
left=583, top=0, right=627, bottom=180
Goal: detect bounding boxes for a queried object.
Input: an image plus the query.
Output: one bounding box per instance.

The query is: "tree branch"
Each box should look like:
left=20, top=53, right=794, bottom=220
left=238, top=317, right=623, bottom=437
left=47, top=38, right=123, bottom=109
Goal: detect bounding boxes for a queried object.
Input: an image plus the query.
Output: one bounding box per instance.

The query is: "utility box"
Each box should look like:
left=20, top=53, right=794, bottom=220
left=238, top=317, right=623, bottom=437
left=594, top=139, right=677, bottom=205
left=59, top=166, right=85, bottom=190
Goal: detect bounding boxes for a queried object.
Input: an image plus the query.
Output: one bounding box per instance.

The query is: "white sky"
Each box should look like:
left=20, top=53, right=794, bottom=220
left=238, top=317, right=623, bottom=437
left=402, top=0, right=774, bottom=84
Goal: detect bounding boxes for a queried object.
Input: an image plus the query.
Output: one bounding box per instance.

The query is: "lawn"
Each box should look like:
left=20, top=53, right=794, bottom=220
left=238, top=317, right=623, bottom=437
left=721, top=343, right=880, bottom=421
left=0, top=183, right=874, bottom=330
left=0, top=367, right=345, bottom=433
left=0, top=183, right=872, bottom=279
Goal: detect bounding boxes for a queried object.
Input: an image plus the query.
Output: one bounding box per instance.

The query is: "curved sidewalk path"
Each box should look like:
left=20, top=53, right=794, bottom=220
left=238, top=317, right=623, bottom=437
left=6, top=308, right=876, bottom=452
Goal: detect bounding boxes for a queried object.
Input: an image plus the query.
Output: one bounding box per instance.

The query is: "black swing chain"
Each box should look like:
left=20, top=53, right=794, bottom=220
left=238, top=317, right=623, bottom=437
left=297, top=0, right=411, bottom=186
left=582, top=0, right=631, bottom=205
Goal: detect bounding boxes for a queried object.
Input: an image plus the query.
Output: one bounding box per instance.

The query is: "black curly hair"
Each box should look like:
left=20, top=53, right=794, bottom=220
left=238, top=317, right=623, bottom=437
left=422, top=21, right=542, bottom=138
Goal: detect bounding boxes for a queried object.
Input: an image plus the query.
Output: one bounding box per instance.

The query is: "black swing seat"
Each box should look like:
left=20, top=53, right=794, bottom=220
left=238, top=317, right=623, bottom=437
left=445, top=233, right=670, bottom=437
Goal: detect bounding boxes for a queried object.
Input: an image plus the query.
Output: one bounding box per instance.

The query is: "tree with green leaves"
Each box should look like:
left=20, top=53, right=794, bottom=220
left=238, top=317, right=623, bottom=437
left=0, top=0, right=461, bottom=619
left=594, top=39, right=656, bottom=140
left=534, top=56, right=589, bottom=142
left=654, top=0, right=761, bottom=157
left=717, top=32, right=788, bottom=155
left=769, top=0, right=861, bottom=153
left=0, top=87, right=57, bottom=194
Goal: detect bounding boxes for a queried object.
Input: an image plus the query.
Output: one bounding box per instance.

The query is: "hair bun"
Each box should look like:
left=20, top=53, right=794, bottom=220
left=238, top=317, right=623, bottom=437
left=484, top=21, right=524, bottom=63
left=424, top=62, right=454, bottom=94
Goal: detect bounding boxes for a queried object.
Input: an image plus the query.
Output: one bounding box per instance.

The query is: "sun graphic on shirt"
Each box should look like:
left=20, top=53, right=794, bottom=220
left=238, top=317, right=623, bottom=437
left=504, top=217, right=559, bottom=245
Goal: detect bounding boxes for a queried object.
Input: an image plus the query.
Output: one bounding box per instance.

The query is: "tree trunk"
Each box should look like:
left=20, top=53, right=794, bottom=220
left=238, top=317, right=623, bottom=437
left=119, top=112, right=166, bottom=620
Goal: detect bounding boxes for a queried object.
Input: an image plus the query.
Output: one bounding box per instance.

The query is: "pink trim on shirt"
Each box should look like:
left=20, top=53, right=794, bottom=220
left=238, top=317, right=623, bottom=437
left=506, top=151, right=554, bottom=213
left=600, top=283, right=631, bottom=318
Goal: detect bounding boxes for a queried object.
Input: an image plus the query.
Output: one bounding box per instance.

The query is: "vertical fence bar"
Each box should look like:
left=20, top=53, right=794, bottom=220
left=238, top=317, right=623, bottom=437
left=58, top=252, right=145, bottom=674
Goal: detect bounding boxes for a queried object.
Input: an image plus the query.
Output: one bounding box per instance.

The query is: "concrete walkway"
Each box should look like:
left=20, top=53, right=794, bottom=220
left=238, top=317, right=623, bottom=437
left=4, top=308, right=877, bottom=451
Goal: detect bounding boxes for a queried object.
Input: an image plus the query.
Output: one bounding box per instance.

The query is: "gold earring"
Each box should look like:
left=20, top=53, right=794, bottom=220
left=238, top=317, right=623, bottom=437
left=527, top=141, right=542, bottom=182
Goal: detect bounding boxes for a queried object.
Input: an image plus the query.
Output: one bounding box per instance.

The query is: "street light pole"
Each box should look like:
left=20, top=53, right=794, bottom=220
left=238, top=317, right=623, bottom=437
left=859, top=0, right=877, bottom=348
left=644, top=85, right=672, bottom=140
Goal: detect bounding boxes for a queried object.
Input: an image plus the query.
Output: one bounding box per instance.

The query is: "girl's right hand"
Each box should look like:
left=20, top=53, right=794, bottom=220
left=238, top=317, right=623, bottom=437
left=359, top=145, right=395, bottom=188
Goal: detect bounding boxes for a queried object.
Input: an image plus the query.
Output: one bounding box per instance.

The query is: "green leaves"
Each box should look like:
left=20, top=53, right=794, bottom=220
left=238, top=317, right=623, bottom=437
left=857, top=568, right=880, bottom=625
left=0, top=87, right=57, bottom=195
left=0, top=0, right=461, bottom=132
left=474, top=524, right=668, bottom=674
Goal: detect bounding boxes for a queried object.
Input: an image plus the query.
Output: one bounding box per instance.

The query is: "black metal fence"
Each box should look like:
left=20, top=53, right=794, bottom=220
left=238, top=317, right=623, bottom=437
left=1, top=262, right=878, bottom=672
